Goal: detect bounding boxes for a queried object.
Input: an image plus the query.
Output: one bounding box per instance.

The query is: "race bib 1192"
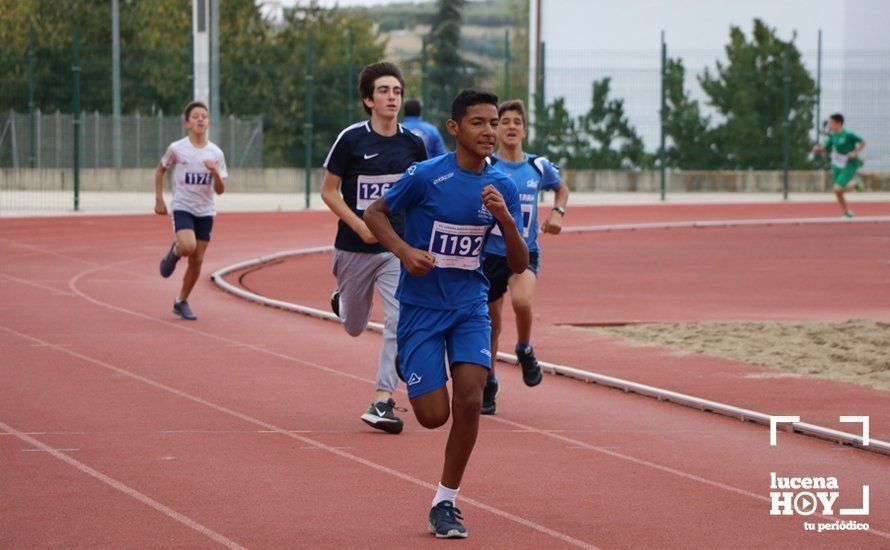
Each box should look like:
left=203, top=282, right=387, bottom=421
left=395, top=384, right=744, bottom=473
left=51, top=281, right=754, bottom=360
left=356, top=173, right=402, bottom=211
left=428, top=221, right=487, bottom=270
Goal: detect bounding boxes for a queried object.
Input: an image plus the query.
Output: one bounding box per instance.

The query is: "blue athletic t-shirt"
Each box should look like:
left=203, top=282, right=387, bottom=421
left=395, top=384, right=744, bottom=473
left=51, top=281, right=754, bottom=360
left=484, top=153, right=561, bottom=256
left=323, top=121, right=427, bottom=253
left=383, top=152, right=523, bottom=310
left=402, top=116, right=448, bottom=158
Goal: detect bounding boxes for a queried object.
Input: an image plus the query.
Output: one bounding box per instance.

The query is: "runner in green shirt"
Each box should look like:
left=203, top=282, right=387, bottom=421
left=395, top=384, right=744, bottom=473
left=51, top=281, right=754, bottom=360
left=812, top=113, right=866, bottom=218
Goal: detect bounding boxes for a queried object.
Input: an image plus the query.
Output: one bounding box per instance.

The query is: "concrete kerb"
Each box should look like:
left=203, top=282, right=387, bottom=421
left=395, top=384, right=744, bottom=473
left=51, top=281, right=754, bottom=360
left=211, top=217, right=890, bottom=458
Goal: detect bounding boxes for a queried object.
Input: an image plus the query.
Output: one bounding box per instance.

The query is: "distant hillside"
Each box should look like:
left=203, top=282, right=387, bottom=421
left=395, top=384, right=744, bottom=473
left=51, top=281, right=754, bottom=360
left=343, top=0, right=524, bottom=64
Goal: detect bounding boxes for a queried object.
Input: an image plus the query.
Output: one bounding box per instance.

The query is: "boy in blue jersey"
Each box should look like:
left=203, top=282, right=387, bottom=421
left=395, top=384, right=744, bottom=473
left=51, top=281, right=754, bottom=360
left=321, top=62, right=427, bottom=434
left=365, top=89, right=528, bottom=538
left=402, top=99, right=448, bottom=158
left=481, top=99, right=570, bottom=415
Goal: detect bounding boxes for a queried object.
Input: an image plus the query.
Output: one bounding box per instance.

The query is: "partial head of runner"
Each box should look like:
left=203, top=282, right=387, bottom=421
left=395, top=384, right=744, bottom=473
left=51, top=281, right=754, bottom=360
left=497, top=99, right=527, bottom=149
left=828, top=113, right=844, bottom=133
left=358, top=62, right=405, bottom=117
left=447, top=89, right=499, bottom=160
left=183, top=101, right=209, bottom=138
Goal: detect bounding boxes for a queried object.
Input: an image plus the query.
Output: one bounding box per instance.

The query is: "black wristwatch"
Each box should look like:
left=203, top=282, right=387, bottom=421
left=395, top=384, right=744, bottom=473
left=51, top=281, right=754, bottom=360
left=553, top=205, right=566, bottom=216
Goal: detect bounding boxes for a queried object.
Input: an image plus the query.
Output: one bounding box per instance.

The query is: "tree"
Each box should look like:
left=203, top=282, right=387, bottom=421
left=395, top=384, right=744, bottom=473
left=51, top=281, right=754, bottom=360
left=531, top=97, right=574, bottom=166
left=699, top=19, right=816, bottom=169
left=533, top=79, right=647, bottom=169
left=663, top=58, right=720, bottom=169
left=569, top=78, right=648, bottom=169
left=427, top=0, right=471, bottom=125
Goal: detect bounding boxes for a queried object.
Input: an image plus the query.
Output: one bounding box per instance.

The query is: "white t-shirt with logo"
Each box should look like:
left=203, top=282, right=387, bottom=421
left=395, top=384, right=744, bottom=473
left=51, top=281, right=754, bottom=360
left=160, top=137, right=228, bottom=217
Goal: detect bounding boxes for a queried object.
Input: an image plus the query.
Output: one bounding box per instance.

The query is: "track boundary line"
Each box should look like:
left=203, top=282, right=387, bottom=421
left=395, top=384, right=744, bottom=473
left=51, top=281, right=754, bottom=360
left=210, top=216, right=890, bottom=458
left=0, top=419, right=247, bottom=550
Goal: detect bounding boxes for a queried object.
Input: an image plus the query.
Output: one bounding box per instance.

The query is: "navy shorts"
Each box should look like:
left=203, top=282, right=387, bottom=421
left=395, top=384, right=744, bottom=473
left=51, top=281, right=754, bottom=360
left=397, top=301, right=492, bottom=399
left=483, top=251, right=540, bottom=303
left=173, top=210, right=214, bottom=242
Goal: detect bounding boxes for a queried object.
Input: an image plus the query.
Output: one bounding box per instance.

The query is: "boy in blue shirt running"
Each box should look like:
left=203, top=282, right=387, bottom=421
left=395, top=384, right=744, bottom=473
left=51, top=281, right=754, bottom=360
left=365, top=89, right=528, bottom=539
left=481, top=99, right=570, bottom=414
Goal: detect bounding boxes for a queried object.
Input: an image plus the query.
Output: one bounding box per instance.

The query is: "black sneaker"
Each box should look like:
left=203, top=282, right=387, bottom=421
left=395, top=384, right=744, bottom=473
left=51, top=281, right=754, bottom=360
left=159, top=242, right=180, bottom=278
left=429, top=501, right=467, bottom=539
left=516, top=345, right=543, bottom=387
left=173, top=300, right=197, bottom=320
left=360, top=398, right=405, bottom=434
left=481, top=377, right=499, bottom=415
left=330, top=289, right=340, bottom=317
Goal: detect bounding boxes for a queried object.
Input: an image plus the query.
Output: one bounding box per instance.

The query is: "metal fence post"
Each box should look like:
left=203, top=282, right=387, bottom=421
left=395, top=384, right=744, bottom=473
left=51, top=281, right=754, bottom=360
left=420, top=37, right=428, bottom=114
left=782, top=41, right=791, bottom=200
left=72, top=28, right=81, bottom=211
left=660, top=31, right=667, bottom=201
left=347, top=27, right=355, bottom=125
left=304, top=36, right=314, bottom=209
left=815, top=29, right=822, bottom=141
left=28, top=21, right=36, bottom=168
left=503, top=29, right=510, bottom=100
left=135, top=111, right=141, bottom=167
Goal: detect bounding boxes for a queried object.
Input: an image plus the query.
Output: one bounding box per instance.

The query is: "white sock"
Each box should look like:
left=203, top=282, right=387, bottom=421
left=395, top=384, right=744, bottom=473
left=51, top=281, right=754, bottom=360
left=432, top=482, right=459, bottom=507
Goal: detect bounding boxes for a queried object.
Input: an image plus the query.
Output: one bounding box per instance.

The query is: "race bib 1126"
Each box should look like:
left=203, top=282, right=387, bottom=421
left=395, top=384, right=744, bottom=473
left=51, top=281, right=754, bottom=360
left=356, top=173, right=402, bottom=211
left=428, top=221, right=488, bottom=270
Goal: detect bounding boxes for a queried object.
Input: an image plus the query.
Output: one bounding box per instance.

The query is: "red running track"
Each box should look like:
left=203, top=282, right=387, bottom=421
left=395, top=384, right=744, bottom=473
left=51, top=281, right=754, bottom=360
left=1, top=203, right=888, bottom=549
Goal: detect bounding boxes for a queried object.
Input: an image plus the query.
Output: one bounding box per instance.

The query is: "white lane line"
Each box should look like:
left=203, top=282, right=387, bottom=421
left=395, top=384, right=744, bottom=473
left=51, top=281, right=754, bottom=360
left=0, top=273, right=76, bottom=296
left=0, top=419, right=246, bottom=550
left=1, top=325, right=598, bottom=550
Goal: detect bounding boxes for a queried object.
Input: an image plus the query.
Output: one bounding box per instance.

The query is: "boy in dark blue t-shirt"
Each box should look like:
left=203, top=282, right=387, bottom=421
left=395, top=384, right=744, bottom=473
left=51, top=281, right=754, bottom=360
left=321, top=62, right=427, bottom=434
left=365, top=89, right=528, bottom=539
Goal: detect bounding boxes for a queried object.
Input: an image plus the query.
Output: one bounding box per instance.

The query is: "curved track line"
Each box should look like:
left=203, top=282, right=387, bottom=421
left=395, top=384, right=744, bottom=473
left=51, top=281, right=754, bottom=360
left=63, top=259, right=890, bottom=542
left=0, top=418, right=247, bottom=550
left=1, top=324, right=598, bottom=550
left=210, top=218, right=890, bottom=457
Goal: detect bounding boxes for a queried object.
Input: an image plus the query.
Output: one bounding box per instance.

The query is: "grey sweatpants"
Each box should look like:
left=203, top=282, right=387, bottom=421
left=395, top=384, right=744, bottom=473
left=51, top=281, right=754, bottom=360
left=332, top=248, right=401, bottom=394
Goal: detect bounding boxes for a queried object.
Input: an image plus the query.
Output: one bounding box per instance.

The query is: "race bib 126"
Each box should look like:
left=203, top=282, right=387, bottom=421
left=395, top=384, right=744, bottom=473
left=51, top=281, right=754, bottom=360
left=428, top=221, right=488, bottom=270
left=356, top=173, right=402, bottom=211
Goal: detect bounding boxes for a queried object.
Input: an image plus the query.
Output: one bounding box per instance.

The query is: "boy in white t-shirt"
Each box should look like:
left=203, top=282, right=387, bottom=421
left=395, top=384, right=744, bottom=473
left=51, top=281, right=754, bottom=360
left=155, top=101, right=228, bottom=320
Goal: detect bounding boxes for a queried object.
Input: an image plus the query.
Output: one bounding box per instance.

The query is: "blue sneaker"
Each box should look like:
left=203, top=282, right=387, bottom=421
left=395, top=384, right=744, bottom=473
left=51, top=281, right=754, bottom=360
left=429, top=501, right=467, bottom=539
left=844, top=210, right=854, bottom=219
left=173, top=300, right=197, bottom=320
left=159, top=242, right=180, bottom=278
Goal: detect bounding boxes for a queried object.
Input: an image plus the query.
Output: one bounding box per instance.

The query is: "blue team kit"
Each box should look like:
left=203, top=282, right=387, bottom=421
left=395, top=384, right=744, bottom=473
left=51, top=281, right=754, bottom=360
left=383, top=152, right=524, bottom=398
left=485, top=153, right=561, bottom=258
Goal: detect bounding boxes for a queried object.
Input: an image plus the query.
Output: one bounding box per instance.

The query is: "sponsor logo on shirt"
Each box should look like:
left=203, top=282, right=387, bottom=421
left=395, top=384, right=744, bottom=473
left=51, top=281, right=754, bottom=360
left=526, top=179, right=539, bottom=189
left=477, top=207, right=494, bottom=223
left=407, top=164, right=417, bottom=175
left=432, top=172, right=454, bottom=185
left=519, top=193, right=537, bottom=202
left=407, top=373, right=423, bottom=386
